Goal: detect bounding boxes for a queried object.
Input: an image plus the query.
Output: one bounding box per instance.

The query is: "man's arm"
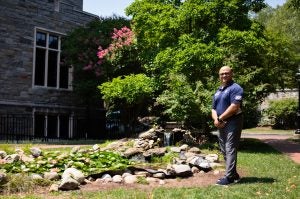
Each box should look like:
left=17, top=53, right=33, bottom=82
left=218, top=103, right=241, bottom=121
left=212, top=109, right=226, bottom=128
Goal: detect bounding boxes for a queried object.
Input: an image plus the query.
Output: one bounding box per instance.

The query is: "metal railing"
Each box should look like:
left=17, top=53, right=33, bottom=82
left=0, top=113, right=140, bottom=142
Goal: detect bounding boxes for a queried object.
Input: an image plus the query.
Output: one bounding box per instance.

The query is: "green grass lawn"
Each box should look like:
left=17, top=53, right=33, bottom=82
left=242, top=127, right=295, bottom=135
left=1, top=137, right=299, bottom=199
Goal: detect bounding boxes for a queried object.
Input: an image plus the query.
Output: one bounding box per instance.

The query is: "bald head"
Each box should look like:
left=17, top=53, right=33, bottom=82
left=219, top=66, right=233, bottom=85
left=219, top=66, right=232, bottom=74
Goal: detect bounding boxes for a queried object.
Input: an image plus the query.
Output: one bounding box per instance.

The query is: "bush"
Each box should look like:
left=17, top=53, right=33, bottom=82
left=99, top=74, right=154, bottom=110
left=265, top=98, right=298, bottom=129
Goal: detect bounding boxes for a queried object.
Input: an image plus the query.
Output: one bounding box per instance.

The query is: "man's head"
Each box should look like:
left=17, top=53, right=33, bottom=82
left=219, top=66, right=233, bottom=85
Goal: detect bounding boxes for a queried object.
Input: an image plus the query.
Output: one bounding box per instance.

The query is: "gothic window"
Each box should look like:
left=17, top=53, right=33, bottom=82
left=33, top=29, right=72, bottom=89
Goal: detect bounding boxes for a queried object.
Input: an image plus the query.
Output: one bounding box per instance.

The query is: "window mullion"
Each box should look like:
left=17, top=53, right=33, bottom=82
left=57, top=36, right=61, bottom=89
left=45, top=33, right=49, bottom=87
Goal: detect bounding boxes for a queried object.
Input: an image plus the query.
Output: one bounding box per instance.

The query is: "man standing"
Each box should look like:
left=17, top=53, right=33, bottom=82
left=212, top=66, right=243, bottom=186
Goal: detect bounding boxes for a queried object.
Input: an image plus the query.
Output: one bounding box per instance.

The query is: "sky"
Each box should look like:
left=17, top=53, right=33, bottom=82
left=83, top=0, right=287, bottom=18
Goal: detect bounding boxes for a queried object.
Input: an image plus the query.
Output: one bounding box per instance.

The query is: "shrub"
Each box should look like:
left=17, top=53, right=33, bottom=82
left=265, top=98, right=298, bottom=129
left=156, top=74, right=199, bottom=122
left=98, top=74, right=154, bottom=110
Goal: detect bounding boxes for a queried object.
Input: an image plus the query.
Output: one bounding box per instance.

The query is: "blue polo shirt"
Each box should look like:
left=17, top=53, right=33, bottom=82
left=212, top=80, right=243, bottom=116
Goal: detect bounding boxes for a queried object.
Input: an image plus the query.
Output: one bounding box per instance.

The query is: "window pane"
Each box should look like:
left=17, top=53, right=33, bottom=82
left=36, top=32, right=46, bottom=47
left=34, top=48, right=46, bottom=86
left=48, top=115, right=57, bottom=138
left=49, top=35, right=58, bottom=49
left=47, top=50, right=58, bottom=87
left=60, top=115, right=69, bottom=139
left=34, top=114, right=45, bottom=138
left=59, top=65, right=69, bottom=89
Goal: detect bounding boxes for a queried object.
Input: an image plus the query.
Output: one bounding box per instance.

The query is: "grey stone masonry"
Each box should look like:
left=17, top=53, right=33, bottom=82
left=0, top=0, right=98, bottom=114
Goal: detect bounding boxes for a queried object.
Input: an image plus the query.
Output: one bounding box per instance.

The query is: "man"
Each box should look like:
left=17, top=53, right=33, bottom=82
left=212, top=66, right=243, bottom=186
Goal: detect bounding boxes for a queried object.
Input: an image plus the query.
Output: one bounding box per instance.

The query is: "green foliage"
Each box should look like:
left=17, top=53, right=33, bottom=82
left=265, top=98, right=298, bottom=129
left=156, top=74, right=202, bottom=125
left=2, top=151, right=131, bottom=176
left=98, top=74, right=154, bottom=110
left=255, top=0, right=300, bottom=88
left=136, top=176, right=149, bottom=185
left=150, top=152, right=178, bottom=165
left=0, top=174, right=51, bottom=195
left=1, top=174, right=35, bottom=194
left=61, top=16, right=130, bottom=105
left=126, top=0, right=281, bottom=129
left=61, top=0, right=298, bottom=133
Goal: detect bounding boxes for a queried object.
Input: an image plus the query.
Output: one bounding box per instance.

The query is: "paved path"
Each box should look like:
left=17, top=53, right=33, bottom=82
left=241, top=133, right=300, bottom=164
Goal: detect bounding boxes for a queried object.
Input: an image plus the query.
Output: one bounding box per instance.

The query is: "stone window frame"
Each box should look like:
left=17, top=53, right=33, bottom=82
left=32, top=27, right=73, bottom=90
left=54, top=0, right=60, bottom=12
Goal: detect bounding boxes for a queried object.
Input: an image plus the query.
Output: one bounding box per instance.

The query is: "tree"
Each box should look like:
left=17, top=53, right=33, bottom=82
left=98, top=74, right=155, bottom=130
left=126, top=0, right=281, bottom=130
left=255, top=0, right=299, bottom=88
left=61, top=16, right=131, bottom=107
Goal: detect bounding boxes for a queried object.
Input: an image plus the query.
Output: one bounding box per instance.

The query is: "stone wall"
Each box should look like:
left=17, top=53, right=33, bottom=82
left=259, top=89, right=298, bottom=111
left=258, top=89, right=298, bottom=126
left=0, top=0, right=102, bottom=139
left=0, top=0, right=98, bottom=114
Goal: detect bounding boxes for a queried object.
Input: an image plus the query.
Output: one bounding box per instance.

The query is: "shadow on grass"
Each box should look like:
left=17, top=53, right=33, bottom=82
left=239, top=176, right=276, bottom=184
left=239, top=138, right=281, bottom=155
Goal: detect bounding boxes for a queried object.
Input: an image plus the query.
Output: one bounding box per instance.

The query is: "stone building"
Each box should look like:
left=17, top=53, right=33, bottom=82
left=0, top=0, right=104, bottom=140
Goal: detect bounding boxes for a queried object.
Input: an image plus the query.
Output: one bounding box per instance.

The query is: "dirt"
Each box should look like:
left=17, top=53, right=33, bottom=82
left=81, top=171, right=223, bottom=192
left=1, top=171, right=225, bottom=198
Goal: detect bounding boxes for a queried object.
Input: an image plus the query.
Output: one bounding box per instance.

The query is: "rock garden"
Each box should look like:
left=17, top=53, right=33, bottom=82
left=0, top=126, right=224, bottom=194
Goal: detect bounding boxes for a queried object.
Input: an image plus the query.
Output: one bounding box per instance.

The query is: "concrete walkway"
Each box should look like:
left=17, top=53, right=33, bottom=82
left=241, top=133, right=300, bottom=164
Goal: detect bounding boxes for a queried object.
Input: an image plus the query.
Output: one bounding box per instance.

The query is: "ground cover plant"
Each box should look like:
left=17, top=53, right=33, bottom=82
left=0, top=136, right=299, bottom=198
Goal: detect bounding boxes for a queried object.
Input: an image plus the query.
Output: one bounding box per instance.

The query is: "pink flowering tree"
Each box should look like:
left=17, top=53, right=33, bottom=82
left=61, top=17, right=131, bottom=107
left=79, top=26, right=141, bottom=81
left=96, top=26, right=142, bottom=78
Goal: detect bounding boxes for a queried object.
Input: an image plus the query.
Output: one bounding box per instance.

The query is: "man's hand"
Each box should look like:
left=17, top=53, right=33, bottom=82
left=214, top=119, right=226, bottom=129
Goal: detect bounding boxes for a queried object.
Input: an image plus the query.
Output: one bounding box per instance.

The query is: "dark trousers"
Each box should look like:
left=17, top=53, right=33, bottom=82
left=218, top=114, right=243, bottom=178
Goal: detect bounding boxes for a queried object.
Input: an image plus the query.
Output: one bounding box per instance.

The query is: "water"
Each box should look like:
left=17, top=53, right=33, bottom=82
left=164, top=132, right=172, bottom=146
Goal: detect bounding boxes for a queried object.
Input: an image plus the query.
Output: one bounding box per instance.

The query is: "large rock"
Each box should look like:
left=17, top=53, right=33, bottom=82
left=31, top=174, right=43, bottom=180
left=123, top=148, right=143, bottom=158
left=205, top=154, right=219, bottom=163
left=152, top=172, right=165, bottom=179
left=188, top=156, right=211, bottom=170
left=101, top=174, right=112, bottom=183
left=179, top=144, right=189, bottom=151
left=44, top=171, right=60, bottom=181
left=4, top=154, right=20, bottom=163
left=0, top=172, right=7, bottom=185
left=0, top=151, right=7, bottom=159
left=124, top=175, right=137, bottom=184
left=21, top=155, right=34, bottom=163
left=138, top=128, right=157, bottom=140
left=143, top=147, right=167, bottom=158
left=49, top=184, right=59, bottom=192
left=171, top=164, right=192, bottom=177
left=92, top=144, right=100, bottom=151
left=188, top=147, right=201, bottom=154
left=70, top=146, right=80, bottom=154
left=112, top=175, right=123, bottom=183
left=59, top=177, right=80, bottom=190
left=170, top=147, right=181, bottom=153
left=62, top=168, right=85, bottom=184
left=30, top=147, right=42, bottom=158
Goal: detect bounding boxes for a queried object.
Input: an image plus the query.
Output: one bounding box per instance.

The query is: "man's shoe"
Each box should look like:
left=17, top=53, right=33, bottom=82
left=231, top=173, right=241, bottom=183
left=216, top=177, right=224, bottom=183
left=215, top=177, right=233, bottom=186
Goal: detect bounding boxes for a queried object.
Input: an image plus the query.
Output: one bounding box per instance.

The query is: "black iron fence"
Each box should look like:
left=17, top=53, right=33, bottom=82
left=0, top=114, right=33, bottom=142
left=0, top=113, right=142, bottom=142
